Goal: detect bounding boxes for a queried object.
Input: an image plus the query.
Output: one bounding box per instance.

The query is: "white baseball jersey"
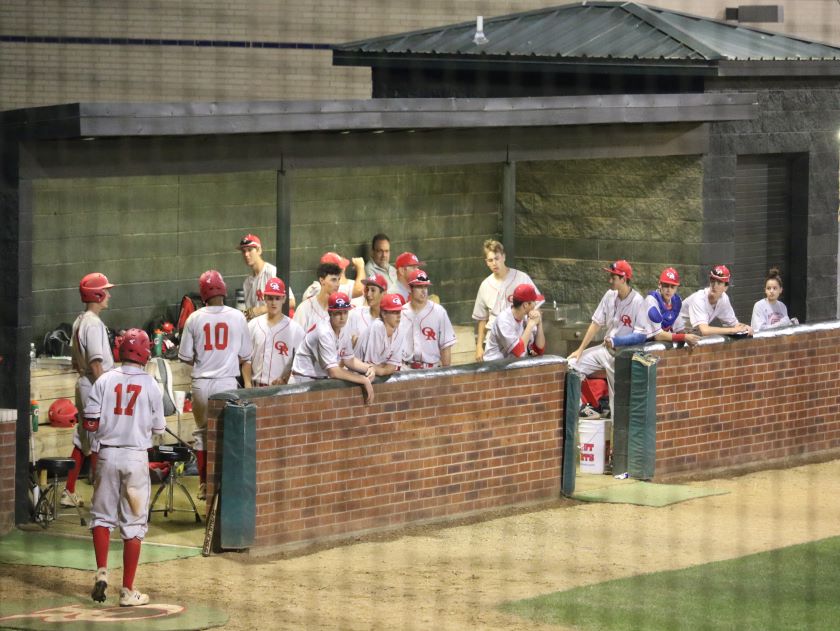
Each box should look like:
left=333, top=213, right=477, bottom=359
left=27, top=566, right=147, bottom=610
left=472, top=268, right=541, bottom=328
left=178, top=305, right=252, bottom=378
left=71, top=311, right=114, bottom=381
left=346, top=306, right=375, bottom=347
left=365, top=260, right=398, bottom=291
left=243, top=262, right=296, bottom=310
left=592, top=288, right=655, bottom=339
left=301, top=279, right=353, bottom=303
left=291, top=321, right=355, bottom=379
left=751, top=298, right=792, bottom=332
left=357, top=319, right=405, bottom=368
left=483, top=307, right=538, bottom=361
left=401, top=301, right=456, bottom=366
left=247, top=314, right=305, bottom=385
left=293, top=296, right=329, bottom=333
left=84, top=365, right=166, bottom=450
left=682, top=289, right=739, bottom=330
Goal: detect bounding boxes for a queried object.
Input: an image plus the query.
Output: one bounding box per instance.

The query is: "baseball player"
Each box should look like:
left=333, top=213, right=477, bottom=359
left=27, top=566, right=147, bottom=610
left=84, top=328, right=165, bottom=607
left=293, top=261, right=342, bottom=333
left=242, top=277, right=305, bottom=387
left=644, top=267, right=701, bottom=346
left=751, top=267, right=798, bottom=332
left=239, top=233, right=296, bottom=320
left=472, top=240, right=542, bottom=361
left=364, top=233, right=398, bottom=290
left=482, top=284, right=546, bottom=361
left=400, top=270, right=456, bottom=369
left=356, top=293, right=407, bottom=376
left=567, top=260, right=657, bottom=416
left=681, top=265, right=753, bottom=336
left=393, top=252, right=423, bottom=301
left=345, top=273, right=387, bottom=347
left=301, top=252, right=366, bottom=301
left=288, top=292, right=376, bottom=403
left=178, top=270, right=252, bottom=500
left=63, top=273, right=115, bottom=508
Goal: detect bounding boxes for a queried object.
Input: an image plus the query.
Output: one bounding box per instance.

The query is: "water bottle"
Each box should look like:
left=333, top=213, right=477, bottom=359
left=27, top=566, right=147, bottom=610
left=153, top=329, right=164, bottom=357
left=235, top=289, right=246, bottom=312
left=30, top=399, right=39, bottom=433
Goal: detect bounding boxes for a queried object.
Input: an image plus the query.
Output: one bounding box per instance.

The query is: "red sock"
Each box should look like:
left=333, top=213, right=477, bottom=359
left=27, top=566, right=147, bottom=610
left=122, top=538, right=142, bottom=590
left=89, top=452, right=98, bottom=479
left=66, top=447, right=84, bottom=493
left=196, top=450, right=206, bottom=484
left=92, top=526, right=110, bottom=569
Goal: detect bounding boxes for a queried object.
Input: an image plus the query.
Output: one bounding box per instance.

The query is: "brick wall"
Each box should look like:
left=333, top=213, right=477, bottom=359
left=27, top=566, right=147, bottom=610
left=0, top=413, right=16, bottom=534
left=4, top=1, right=840, bottom=110
left=516, top=155, right=704, bottom=312
left=651, top=326, right=840, bottom=475
left=206, top=358, right=564, bottom=552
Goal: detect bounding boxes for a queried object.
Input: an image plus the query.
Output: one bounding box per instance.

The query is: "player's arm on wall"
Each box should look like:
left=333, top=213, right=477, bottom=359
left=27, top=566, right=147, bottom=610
left=475, top=319, right=488, bottom=362
left=568, top=320, right=601, bottom=361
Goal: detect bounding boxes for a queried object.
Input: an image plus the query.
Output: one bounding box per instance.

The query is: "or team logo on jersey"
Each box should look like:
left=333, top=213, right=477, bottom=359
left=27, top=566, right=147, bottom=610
left=275, top=341, right=289, bottom=356
left=422, top=326, right=437, bottom=341
left=621, top=315, right=632, bottom=326
left=256, top=289, right=264, bottom=301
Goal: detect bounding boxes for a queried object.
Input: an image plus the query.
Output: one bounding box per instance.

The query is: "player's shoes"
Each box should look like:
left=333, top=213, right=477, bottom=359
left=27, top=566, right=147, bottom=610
left=91, top=567, right=108, bottom=603
left=61, top=489, right=84, bottom=508
left=119, top=587, right=150, bottom=607
left=579, top=404, right=602, bottom=419
left=197, top=482, right=207, bottom=501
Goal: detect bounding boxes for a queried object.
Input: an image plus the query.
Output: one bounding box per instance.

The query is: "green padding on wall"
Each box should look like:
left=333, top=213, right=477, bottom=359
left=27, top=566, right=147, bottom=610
left=611, top=352, right=633, bottom=475
left=628, top=352, right=658, bottom=480
left=220, top=401, right=257, bottom=550
left=562, top=370, right=582, bottom=497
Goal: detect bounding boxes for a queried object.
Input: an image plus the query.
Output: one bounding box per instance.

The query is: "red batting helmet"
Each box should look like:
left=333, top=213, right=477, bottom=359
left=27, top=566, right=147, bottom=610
left=327, top=292, right=353, bottom=311
left=79, top=273, right=114, bottom=303
left=380, top=293, right=405, bottom=312
left=659, top=267, right=681, bottom=286
left=120, top=328, right=151, bottom=365
left=603, top=260, right=633, bottom=280
left=263, top=277, right=286, bottom=297
left=199, top=270, right=227, bottom=302
left=48, top=398, right=78, bottom=428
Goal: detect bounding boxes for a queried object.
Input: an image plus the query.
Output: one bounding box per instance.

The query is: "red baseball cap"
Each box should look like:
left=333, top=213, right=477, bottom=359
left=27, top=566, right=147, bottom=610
left=710, top=265, right=731, bottom=283
left=361, top=274, right=388, bottom=291
left=407, top=269, right=432, bottom=286
left=238, top=234, right=261, bottom=250
left=327, top=291, right=353, bottom=311
left=512, top=284, right=544, bottom=303
left=395, top=252, right=424, bottom=269
left=263, top=277, right=286, bottom=297
left=659, top=267, right=680, bottom=286
left=380, top=293, right=406, bottom=312
left=320, top=251, right=349, bottom=270
left=603, top=259, right=633, bottom=280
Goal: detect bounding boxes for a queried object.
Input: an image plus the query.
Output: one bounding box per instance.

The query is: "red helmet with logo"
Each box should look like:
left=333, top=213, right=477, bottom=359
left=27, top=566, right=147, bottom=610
left=263, top=277, right=286, bottom=297
left=710, top=265, right=731, bottom=283
left=327, top=292, right=353, bottom=311
left=199, top=270, right=227, bottom=302
left=79, top=273, right=114, bottom=303
left=120, top=328, right=151, bottom=365
left=48, top=398, right=78, bottom=428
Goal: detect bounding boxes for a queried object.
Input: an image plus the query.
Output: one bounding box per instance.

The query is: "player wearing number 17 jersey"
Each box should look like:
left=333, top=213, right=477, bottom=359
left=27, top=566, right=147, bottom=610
left=178, top=270, right=252, bottom=500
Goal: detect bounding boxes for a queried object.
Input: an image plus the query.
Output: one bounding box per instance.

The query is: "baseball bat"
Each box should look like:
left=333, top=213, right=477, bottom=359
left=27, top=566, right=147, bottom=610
left=165, top=426, right=192, bottom=449
left=202, top=485, right=220, bottom=557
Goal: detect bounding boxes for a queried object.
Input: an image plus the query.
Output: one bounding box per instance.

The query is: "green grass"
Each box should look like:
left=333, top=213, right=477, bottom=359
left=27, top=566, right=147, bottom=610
left=501, top=537, right=840, bottom=630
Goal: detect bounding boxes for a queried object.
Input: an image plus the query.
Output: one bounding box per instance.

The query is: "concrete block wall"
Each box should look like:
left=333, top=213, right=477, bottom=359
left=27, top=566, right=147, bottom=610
left=4, top=1, right=840, bottom=110
left=652, top=328, right=840, bottom=475
left=515, top=155, right=704, bottom=313
left=205, top=359, right=565, bottom=552
left=290, top=164, right=503, bottom=323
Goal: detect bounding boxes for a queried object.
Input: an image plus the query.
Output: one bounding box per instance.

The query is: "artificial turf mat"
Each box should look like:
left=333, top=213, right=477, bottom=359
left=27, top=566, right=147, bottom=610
left=573, top=479, right=729, bottom=506
left=0, top=529, right=201, bottom=570
left=501, top=536, right=840, bottom=631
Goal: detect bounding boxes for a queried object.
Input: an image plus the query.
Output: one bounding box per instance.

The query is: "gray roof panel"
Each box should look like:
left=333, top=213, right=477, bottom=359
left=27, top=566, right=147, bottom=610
left=334, top=1, right=840, bottom=63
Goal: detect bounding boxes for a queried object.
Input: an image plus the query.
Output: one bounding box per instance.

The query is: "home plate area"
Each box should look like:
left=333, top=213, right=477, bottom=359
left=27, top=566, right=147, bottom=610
left=0, top=599, right=227, bottom=631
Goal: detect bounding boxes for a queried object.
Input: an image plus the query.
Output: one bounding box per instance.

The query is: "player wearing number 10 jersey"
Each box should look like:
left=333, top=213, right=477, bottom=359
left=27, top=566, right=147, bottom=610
left=178, top=270, right=252, bottom=500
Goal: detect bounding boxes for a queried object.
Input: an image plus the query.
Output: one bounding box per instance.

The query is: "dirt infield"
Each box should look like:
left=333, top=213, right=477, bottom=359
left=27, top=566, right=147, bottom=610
left=3, top=459, right=840, bottom=630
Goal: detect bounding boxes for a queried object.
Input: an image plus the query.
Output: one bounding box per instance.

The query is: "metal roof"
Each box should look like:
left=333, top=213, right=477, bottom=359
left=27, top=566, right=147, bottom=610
left=334, top=1, right=840, bottom=64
